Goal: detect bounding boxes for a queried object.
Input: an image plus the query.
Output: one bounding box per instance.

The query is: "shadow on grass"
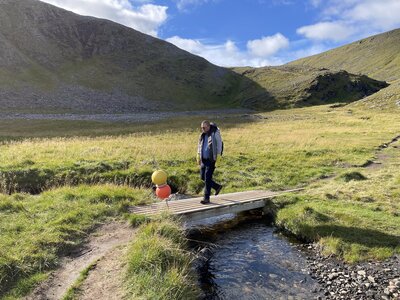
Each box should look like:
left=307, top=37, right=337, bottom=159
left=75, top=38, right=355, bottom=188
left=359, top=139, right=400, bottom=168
left=314, top=224, right=400, bottom=248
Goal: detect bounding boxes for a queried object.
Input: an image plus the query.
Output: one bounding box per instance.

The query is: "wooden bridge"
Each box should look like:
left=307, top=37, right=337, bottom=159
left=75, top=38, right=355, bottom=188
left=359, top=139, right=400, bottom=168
left=130, top=189, right=303, bottom=222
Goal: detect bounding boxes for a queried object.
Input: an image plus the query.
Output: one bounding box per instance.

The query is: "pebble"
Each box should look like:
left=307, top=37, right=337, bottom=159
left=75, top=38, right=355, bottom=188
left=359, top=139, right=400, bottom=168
left=297, top=244, right=400, bottom=300
left=358, top=270, right=366, bottom=276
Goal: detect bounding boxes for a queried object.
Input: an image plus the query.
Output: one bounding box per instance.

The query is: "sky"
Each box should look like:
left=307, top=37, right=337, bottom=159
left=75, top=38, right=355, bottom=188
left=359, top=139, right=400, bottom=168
left=40, top=0, right=400, bottom=67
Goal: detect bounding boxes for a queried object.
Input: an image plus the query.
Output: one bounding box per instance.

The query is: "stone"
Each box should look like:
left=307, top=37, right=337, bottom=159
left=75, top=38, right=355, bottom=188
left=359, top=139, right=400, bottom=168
left=383, top=268, right=391, bottom=272
left=384, top=288, right=391, bottom=295
left=358, top=270, right=366, bottom=276
left=368, top=276, right=375, bottom=283
left=328, top=272, right=339, bottom=280
left=395, top=280, right=400, bottom=288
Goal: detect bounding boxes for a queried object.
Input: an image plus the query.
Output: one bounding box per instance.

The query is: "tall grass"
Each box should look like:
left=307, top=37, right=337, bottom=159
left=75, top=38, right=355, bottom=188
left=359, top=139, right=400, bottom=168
left=0, top=104, right=400, bottom=296
left=0, top=185, right=151, bottom=297
left=125, top=215, right=199, bottom=299
left=0, top=105, right=399, bottom=194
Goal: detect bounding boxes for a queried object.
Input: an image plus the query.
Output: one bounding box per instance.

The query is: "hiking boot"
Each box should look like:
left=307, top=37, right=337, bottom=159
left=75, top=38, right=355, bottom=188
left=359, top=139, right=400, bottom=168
left=200, top=199, right=210, bottom=204
left=215, top=185, right=223, bottom=196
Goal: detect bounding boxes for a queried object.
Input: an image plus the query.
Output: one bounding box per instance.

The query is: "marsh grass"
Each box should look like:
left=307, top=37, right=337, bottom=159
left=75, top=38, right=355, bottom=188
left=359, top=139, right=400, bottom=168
left=1, top=105, right=399, bottom=195
left=275, top=142, right=400, bottom=262
left=125, top=215, right=199, bottom=299
left=0, top=103, right=400, bottom=296
left=0, top=185, right=151, bottom=297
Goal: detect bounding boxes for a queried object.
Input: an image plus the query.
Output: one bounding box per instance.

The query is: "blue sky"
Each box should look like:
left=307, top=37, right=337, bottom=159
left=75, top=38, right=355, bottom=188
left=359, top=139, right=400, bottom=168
left=41, top=0, right=400, bottom=67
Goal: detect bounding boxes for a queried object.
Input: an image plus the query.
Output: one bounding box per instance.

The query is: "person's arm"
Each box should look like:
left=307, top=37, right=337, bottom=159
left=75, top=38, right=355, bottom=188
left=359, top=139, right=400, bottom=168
left=215, top=130, right=223, bottom=155
left=197, top=136, right=202, bottom=165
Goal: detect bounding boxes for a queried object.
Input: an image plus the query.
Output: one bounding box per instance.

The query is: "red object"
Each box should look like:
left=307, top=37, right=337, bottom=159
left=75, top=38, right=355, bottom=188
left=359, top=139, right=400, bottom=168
left=156, top=184, right=171, bottom=200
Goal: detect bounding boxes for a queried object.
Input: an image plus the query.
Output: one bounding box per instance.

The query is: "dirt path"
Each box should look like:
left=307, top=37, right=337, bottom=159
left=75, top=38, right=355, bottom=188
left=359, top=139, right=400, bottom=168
left=0, top=109, right=252, bottom=123
left=24, top=221, right=135, bottom=300
left=362, top=135, right=400, bottom=169
left=78, top=244, right=129, bottom=300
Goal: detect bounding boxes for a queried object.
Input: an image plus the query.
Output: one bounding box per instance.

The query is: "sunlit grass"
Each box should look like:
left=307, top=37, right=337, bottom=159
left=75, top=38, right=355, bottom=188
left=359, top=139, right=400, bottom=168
left=0, top=185, right=151, bottom=297
left=125, top=215, right=199, bottom=299
left=0, top=103, right=400, bottom=296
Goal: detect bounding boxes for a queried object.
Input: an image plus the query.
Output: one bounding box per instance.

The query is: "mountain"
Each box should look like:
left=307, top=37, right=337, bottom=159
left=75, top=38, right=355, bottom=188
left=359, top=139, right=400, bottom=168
left=0, top=0, right=242, bottom=113
left=288, top=29, right=400, bottom=83
left=0, top=0, right=391, bottom=113
left=232, top=65, right=387, bottom=109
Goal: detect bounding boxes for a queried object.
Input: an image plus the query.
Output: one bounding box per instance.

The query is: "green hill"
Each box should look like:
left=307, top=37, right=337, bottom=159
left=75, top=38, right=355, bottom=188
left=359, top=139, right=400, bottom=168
left=350, top=79, right=400, bottom=110
left=288, top=29, right=400, bottom=82
left=232, top=65, right=387, bottom=109
left=0, top=0, right=392, bottom=113
left=0, top=0, right=243, bottom=113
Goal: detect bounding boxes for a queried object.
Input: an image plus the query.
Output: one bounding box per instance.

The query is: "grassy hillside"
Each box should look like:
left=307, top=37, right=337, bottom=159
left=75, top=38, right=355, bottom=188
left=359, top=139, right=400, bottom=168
left=0, top=0, right=392, bottom=113
left=0, top=0, right=243, bottom=113
left=351, top=79, right=400, bottom=110
left=288, top=29, right=400, bottom=83
left=232, top=65, right=387, bottom=109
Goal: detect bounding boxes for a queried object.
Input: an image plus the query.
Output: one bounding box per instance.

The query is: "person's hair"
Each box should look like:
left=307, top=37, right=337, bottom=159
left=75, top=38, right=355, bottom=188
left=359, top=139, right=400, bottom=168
left=201, top=120, right=210, bottom=126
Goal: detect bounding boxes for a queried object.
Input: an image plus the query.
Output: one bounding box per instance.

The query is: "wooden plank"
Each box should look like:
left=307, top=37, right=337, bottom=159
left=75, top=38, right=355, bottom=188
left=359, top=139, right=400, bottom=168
left=130, top=192, right=276, bottom=215
left=179, top=199, right=268, bottom=222
left=129, top=189, right=303, bottom=221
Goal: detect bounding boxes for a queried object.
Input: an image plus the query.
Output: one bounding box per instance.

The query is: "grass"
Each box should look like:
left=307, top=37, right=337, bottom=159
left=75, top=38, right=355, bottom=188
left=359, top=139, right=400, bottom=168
left=62, top=261, right=98, bottom=300
left=274, top=136, right=400, bottom=262
left=232, top=66, right=387, bottom=109
left=125, top=215, right=199, bottom=299
left=289, top=28, right=400, bottom=82
left=0, top=105, right=399, bottom=195
left=0, top=185, right=152, bottom=297
left=0, top=103, right=399, bottom=296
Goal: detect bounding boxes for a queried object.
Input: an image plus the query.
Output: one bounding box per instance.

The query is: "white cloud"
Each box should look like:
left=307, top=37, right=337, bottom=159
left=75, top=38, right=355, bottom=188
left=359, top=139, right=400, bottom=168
left=40, top=0, right=168, bottom=36
left=175, top=0, right=212, bottom=11
left=166, top=35, right=287, bottom=67
left=247, top=33, right=289, bottom=57
left=309, top=0, right=322, bottom=8
left=297, top=22, right=354, bottom=42
left=344, top=0, right=400, bottom=30
left=300, top=0, right=400, bottom=42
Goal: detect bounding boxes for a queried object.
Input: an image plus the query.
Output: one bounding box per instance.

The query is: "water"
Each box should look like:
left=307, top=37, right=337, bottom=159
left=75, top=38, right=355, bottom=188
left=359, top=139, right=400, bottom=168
left=187, top=213, right=321, bottom=300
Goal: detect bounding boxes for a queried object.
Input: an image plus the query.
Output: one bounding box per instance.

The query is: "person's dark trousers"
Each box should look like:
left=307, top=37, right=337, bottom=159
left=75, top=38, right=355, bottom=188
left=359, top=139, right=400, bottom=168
left=200, top=158, right=221, bottom=201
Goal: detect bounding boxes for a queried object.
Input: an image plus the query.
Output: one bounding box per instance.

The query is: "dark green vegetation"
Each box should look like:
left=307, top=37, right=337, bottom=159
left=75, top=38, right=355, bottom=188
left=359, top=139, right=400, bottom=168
left=289, top=28, right=400, bottom=82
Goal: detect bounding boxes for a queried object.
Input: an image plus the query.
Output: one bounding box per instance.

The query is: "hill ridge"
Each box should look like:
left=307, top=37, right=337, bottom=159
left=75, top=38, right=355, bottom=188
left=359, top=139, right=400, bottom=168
left=288, top=28, right=400, bottom=82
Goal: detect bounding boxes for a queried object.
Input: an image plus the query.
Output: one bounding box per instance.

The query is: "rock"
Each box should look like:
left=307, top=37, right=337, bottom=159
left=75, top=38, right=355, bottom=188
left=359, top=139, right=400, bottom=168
left=328, top=272, right=339, bottom=280
left=395, top=279, right=400, bottom=288
left=357, top=270, right=366, bottom=276
left=383, top=268, right=391, bottom=272
left=368, top=276, right=375, bottom=283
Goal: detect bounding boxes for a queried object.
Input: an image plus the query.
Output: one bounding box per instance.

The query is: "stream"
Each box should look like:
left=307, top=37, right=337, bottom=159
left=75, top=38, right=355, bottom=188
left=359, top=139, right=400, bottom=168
left=186, top=213, right=322, bottom=300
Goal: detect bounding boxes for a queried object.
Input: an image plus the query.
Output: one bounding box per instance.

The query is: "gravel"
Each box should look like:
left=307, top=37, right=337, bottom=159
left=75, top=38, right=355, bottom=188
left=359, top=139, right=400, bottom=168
left=297, top=244, right=400, bottom=300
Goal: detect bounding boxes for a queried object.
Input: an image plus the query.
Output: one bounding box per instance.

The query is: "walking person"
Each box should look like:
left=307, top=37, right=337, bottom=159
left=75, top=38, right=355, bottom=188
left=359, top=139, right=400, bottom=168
left=197, top=120, right=223, bottom=204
